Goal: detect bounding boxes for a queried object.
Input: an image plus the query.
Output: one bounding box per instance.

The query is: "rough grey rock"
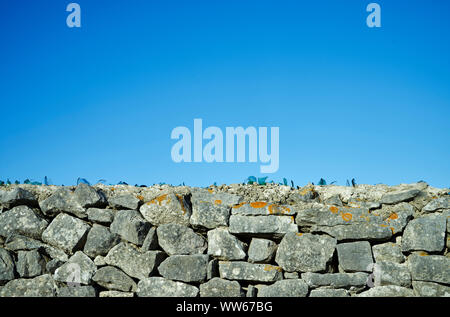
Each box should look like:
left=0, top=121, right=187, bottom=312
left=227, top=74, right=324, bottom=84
left=412, top=281, right=450, bottom=297
left=373, top=261, right=411, bottom=287
left=257, top=279, right=308, bottom=297
left=401, top=214, right=446, bottom=252
left=191, top=189, right=242, bottom=206
left=312, top=223, right=392, bottom=242
left=246, top=285, right=258, bottom=297
left=229, top=215, right=298, bottom=238
left=41, top=213, right=90, bottom=254
left=248, top=238, right=277, bottom=263
left=83, top=224, right=120, bottom=258
left=94, top=255, right=107, bottom=266
left=218, top=261, right=283, bottom=282
left=380, top=189, right=421, bottom=205
left=16, top=250, right=45, bottom=278
left=157, top=223, right=207, bottom=256
left=139, top=193, right=191, bottom=226
left=408, top=253, right=450, bottom=284
left=4, top=234, right=68, bottom=261
left=0, top=188, right=37, bottom=208
left=0, top=274, right=58, bottom=297
left=422, top=196, right=450, bottom=212
left=46, top=259, right=65, bottom=274
left=301, top=272, right=369, bottom=290
left=158, top=254, right=209, bottom=283
left=207, top=259, right=219, bottom=280
left=0, top=205, right=48, bottom=240
left=357, top=285, right=415, bottom=297
left=231, top=202, right=295, bottom=216
left=0, top=247, right=15, bottom=283
left=200, top=277, right=243, bottom=297
left=324, top=195, right=343, bottom=207
left=109, top=194, right=141, bottom=210
left=291, top=185, right=318, bottom=202
left=275, top=233, right=336, bottom=272
left=372, top=242, right=406, bottom=263
left=137, top=277, right=199, bottom=297
left=99, top=291, right=134, bottom=297
left=104, top=242, right=166, bottom=280
left=284, top=272, right=299, bottom=279
left=190, top=201, right=231, bottom=229
left=337, top=241, right=373, bottom=273
left=207, top=228, right=246, bottom=261
left=54, top=251, right=97, bottom=285
left=110, top=210, right=150, bottom=246
left=39, top=188, right=86, bottom=218
left=309, top=288, right=350, bottom=297
left=92, top=266, right=137, bottom=292
left=140, top=227, right=159, bottom=251
left=57, top=286, right=97, bottom=297
left=87, top=208, right=115, bottom=225
left=74, top=183, right=106, bottom=209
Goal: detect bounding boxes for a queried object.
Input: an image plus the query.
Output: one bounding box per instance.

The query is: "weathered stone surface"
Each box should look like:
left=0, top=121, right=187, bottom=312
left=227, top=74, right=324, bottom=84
left=41, top=213, right=90, bottom=254
left=140, top=227, right=158, bottom=251
left=94, top=255, right=107, bottom=266
left=87, top=208, right=115, bottom=225
left=57, top=286, right=96, bottom=297
left=200, top=278, right=243, bottom=297
left=99, top=290, right=134, bottom=297
left=207, top=259, right=219, bottom=280
left=54, top=251, right=97, bottom=285
left=408, top=254, right=450, bottom=284
left=0, top=274, right=58, bottom=297
left=291, top=185, right=319, bottom=202
left=83, top=224, right=120, bottom=258
left=0, top=188, right=37, bottom=208
left=248, top=238, right=277, bottom=263
left=158, top=255, right=209, bottom=283
left=231, top=202, right=295, bottom=216
left=39, top=188, right=86, bottom=218
left=372, top=242, right=406, bottom=263
left=0, top=248, right=15, bottom=282
left=401, top=214, right=446, bottom=252
left=46, top=259, right=64, bottom=274
left=139, top=193, right=191, bottom=226
left=207, top=228, right=246, bottom=261
left=137, top=277, right=199, bottom=297
left=109, top=194, right=141, bottom=210
left=301, top=272, right=369, bottom=290
left=380, top=189, right=421, bottom=205
left=191, top=190, right=242, bottom=206
left=0, top=205, right=48, bottom=240
left=110, top=210, right=150, bottom=246
left=16, top=250, right=45, bottom=278
left=229, top=215, right=298, bottom=238
left=324, top=195, right=343, bottom=207
left=412, top=281, right=450, bottom=297
left=309, top=288, right=349, bottom=297
left=4, top=234, right=68, bottom=261
left=92, top=266, right=137, bottom=292
left=275, top=233, right=336, bottom=273
left=157, top=223, right=207, bottom=256
left=337, top=241, right=373, bottom=273
left=246, top=285, right=258, bottom=297
left=373, top=261, right=411, bottom=287
left=284, top=272, right=299, bottom=279
left=218, top=261, right=283, bottom=282
left=312, top=223, right=392, bottom=242
left=190, top=201, right=231, bottom=229
left=422, top=197, right=450, bottom=212
left=357, top=285, right=414, bottom=297
left=104, top=242, right=166, bottom=280
left=257, top=279, right=308, bottom=297
left=74, top=183, right=106, bottom=209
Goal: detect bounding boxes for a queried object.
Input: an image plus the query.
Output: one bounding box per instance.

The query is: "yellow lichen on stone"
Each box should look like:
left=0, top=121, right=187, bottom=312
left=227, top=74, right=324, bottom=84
left=214, top=200, right=222, bottom=205
left=250, top=202, right=268, bottom=209
left=263, top=265, right=282, bottom=272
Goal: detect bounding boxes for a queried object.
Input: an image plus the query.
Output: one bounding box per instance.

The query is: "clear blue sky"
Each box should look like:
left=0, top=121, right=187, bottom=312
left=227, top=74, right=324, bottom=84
left=1, top=0, right=449, bottom=187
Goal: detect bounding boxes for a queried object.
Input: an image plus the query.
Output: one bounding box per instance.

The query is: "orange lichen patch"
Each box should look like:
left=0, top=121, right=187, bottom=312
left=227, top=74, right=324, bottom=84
left=136, top=195, right=144, bottom=201
left=296, top=233, right=303, bottom=237
left=111, top=188, right=115, bottom=191
left=299, top=187, right=313, bottom=196
left=380, top=224, right=389, bottom=228
left=263, top=265, right=283, bottom=272
left=250, top=202, right=268, bottom=209
left=418, top=251, right=429, bottom=256
left=387, top=213, right=398, bottom=221
left=390, top=227, right=395, bottom=234
left=268, top=204, right=291, bottom=215
left=208, top=188, right=214, bottom=194
left=214, top=200, right=222, bottom=205
left=341, top=213, right=352, bottom=222
left=329, top=206, right=339, bottom=214
left=290, top=216, right=295, bottom=223
left=148, top=194, right=169, bottom=206
left=175, top=194, right=187, bottom=215
left=232, top=202, right=247, bottom=209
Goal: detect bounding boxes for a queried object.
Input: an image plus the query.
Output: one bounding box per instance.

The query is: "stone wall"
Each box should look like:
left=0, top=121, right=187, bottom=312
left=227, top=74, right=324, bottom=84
left=0, top=182, right=449, bottom=297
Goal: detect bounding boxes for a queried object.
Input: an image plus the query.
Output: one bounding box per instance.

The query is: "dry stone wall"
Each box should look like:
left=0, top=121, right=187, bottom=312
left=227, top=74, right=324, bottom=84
left=0, top=182, right=449, bottom=297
